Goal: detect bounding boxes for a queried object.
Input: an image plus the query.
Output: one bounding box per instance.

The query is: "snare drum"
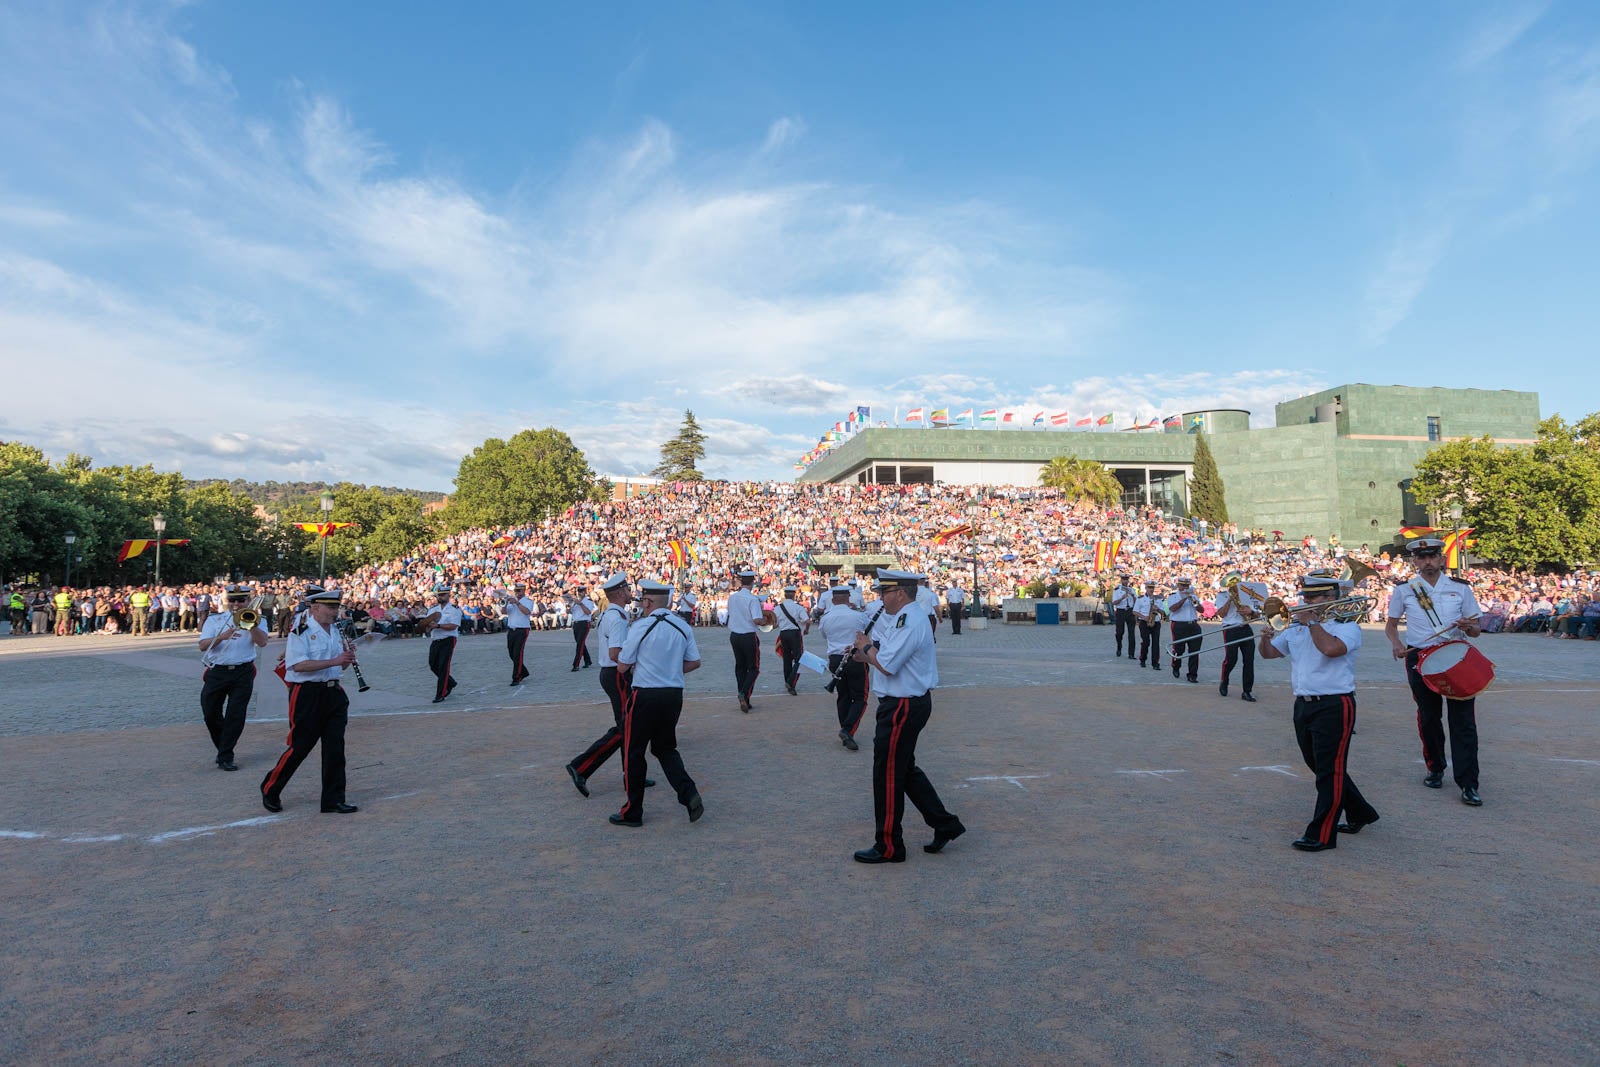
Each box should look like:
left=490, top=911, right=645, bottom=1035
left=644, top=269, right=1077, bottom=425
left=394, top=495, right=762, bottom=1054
left=1416, top=640, right=1496, bottom=700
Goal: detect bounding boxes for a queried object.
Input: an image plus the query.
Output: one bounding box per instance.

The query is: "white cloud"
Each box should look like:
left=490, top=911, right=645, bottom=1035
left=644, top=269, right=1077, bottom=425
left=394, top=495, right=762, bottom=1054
left=1458, top=4, right=1547, bottom=69
left=1361, top=225, right=1452, bottom=346
left=761, top=117, right=806, bottom=154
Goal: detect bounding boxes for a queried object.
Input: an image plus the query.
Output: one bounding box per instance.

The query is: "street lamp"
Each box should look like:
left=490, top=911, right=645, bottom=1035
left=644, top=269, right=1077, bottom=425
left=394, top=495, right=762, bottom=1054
left=64, top=530, right=76, bottom=587
left=152, top=513, right=166, bottom=586
left=319, top=492, right=335, bottom=581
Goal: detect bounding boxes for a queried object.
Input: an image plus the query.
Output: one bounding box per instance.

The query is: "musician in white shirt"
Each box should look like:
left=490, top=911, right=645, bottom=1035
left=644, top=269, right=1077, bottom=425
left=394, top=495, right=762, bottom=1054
left=496, top=581, right=536, bottom=686
left=772, top=585, right=809, bottom=695
left=611, top=581, right=704, bottom=828
left=726, top=569, right=774, bottom=712
left=1166, top=578, right=1202, bottom=682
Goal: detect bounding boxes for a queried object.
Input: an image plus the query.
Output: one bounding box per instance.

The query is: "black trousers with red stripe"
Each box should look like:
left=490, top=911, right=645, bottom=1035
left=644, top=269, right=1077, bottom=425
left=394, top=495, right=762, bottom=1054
left=871, top=693, right=960, bottom=860
left=1220, top=624, right=1255, bottom=692
left=506, top=627, right=530, bottom=683
left=571, top=621, right=592, bottom=669
left=618, top=687, right=697, bottom=822
left=200, top=663, right=255, bottom=763
left=778, top=629, right=803, bottom=690
left=1138, top=619, right=1162, bottom=668
left=570, top=666, right=630, bottom=777
left=1405, top=649, right=1479, bottom=789
left=260, top=682, right=348, bottom=808
left=730, top=632, right=759, bottom=701
left=1114, top=608, right=1136, bottom=657
left=1292, top=693, right=1378, bottom=846
left=828, top=654, right=868, bottom=735
left=1170, top=620, right=1201, bottom=679
left=429, top=636, right=457, bottom=700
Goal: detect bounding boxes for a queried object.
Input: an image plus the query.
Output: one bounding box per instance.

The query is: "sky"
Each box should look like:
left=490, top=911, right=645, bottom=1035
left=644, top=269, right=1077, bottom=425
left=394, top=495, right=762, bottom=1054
left=2, top=1, right=1596, bottom=490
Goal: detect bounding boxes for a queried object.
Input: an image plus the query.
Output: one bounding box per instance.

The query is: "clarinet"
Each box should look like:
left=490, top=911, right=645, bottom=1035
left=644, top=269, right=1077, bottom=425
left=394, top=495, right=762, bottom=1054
left=343, top=637, right=372, bottom=693
left=824, top=605, right=885, bottom=693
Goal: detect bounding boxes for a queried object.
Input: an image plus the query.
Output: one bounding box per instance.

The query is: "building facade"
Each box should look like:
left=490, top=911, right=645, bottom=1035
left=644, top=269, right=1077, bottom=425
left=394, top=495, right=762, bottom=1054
left=798, top=384, right=1539, bottom=544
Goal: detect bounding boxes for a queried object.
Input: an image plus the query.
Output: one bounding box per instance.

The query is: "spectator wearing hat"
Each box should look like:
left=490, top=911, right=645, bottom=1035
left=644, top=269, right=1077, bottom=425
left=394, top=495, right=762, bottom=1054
left=424, top=585, right=462, bottom=703
left=1134, top=580, right=1163, bottom=671
left=196, top=585, right=270, bottom=772
left=818, top=584, right=873, bottom=750
left=610, top=581, right=704, bottom=828
left=1259, top=573, right=1380, bottom=851
left=1112, top=575, right=1137, bottom=660
left=260, top=589, right=359, bottom=814
left=496, top=582, right=536, bottom=686
left=773, top=585, right=809, bottom=696
left=851, top=570, right=965, bottom=864
left=566, top=573, right=654, bottom=797
left=1167, top=578, right=1202, bottom=682
left=1385, top=538, right=1486, bottom=806
left=727, top=569, right=774, bottom=712
left=569, top=587, right=596, bottom=671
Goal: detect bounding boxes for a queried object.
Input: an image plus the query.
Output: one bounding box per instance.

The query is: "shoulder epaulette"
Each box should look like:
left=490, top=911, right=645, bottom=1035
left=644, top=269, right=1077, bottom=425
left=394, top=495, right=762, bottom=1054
left=293, top=620, right=307, bottom=635
left=1446, top=575, right=1472, bottom=586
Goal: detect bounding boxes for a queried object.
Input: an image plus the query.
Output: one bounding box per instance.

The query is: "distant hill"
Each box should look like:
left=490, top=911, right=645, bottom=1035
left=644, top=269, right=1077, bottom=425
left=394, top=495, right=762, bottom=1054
left=187, top=479, right=448, bottom=509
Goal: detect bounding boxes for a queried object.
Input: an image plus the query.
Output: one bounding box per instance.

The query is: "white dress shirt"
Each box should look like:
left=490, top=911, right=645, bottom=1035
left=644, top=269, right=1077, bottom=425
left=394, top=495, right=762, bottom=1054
left=818, top=604, right=870, bottom=655
left=1166, top=590, right=1200, bottom=623
left=596, top=604, right=631, bottom=666
left=726, top=588, right=763, bottom=634
left=1388, top=577, right=1482, bottom=648
left=429, top=603, right=463, bottom=641
left=619, top=610, right=701, bottom=688
left=871, top=603, right=939, bottom=697
left=285, top=617, right=345, bottom=683
left=773, top=598, right=805, bottom=633
left=199, top=612, right=258, bottom=666
left=503, top=595, right=536, bottom=630
left=1269, top=621, right=1361, bottom=696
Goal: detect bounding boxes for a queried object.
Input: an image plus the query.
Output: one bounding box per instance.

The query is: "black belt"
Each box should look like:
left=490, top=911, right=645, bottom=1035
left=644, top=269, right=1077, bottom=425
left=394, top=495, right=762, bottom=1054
left=210, top=662, right=253, bottom=670
left=1295, top=691, right=1353, bottom=702
left=290, top=679, right=342, bottom=688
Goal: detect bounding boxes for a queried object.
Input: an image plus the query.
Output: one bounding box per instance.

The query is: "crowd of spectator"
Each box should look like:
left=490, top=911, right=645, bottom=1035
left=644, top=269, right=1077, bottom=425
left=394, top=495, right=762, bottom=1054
left=6, top=481, right=1595, bottom=641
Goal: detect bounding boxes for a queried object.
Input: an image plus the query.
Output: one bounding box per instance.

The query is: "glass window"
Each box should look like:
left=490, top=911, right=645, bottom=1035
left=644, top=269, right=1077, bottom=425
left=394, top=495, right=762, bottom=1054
left=1427, top=416, right=1441, bottom=442
left=899, top=466, right=935, bottom=485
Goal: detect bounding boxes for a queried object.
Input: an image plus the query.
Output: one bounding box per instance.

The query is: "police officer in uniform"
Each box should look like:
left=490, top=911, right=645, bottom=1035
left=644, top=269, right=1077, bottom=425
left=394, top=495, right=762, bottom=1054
left=1259, top=573, right=1380, bottom=851
left=496, top=581, right=536, bottom=686
left=260, top=589, right=359, bottom=814
left=569, top=587, right=596, bottom=671
left=818, top=584, right=874, bottom=750
left=197, top=584, right=269, bottom=771
left=773, top=584, right=809, bottom=695
left=1111, top=574, right=1136, bottom=659
left=1134, top=580, right=1163, bottom=670
left=1215, top=573, right=1262, bottom=702
left=565, top=573, right=655, bottom=797
left=1167, top=577, right=1202, bottom=682
left=610, top=581, right=705, bottom=828
left=423, top=585, right=462, bottom=703
left=851, top=570, right=965, bottom=864
left=726, top=569, right=773, bottom=712
left=1385, top=538, right=1486, bottom=806
left=128, top=586, right=151, bottom=636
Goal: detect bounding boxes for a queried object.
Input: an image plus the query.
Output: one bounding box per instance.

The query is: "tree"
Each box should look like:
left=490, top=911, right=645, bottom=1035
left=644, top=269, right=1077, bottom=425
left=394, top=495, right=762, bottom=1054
left=1038, top=456, right=1121, bottom=504
left=1410, top=414, right=1600, bottom=568
left=445, top=428, right=601, bottom=531
left=1189, top=432, right=1229, bottom=523
left=652, top=409, right=708, bottom=481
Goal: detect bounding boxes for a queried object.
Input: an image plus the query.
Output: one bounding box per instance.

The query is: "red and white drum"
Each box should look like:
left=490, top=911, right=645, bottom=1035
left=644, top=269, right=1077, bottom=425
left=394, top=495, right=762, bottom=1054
left=1416, top=640, right=1495, bottom=700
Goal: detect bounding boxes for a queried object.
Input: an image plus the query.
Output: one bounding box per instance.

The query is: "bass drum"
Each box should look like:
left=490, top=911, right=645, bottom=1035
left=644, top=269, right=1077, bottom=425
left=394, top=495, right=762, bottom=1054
left=1416, top=640, right=1496, bottom=700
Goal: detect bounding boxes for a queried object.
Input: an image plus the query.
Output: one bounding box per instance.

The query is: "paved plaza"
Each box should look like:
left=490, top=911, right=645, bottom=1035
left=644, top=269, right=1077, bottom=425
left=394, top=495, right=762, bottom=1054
left=2, top=621, right=1597, bottom=1065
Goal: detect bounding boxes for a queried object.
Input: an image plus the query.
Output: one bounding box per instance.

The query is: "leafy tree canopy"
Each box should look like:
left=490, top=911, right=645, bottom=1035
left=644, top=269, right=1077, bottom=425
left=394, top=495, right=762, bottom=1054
left=1038, top=456, right=1121, bottom=505
left=1188, top=432, right=1229, bottom=524
left=444, top=427, right=603, bottom=532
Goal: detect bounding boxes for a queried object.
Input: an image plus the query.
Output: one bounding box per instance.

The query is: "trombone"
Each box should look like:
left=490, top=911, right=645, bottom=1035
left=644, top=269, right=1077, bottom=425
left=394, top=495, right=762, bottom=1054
left=1178, top=592, right=1379, bottom=659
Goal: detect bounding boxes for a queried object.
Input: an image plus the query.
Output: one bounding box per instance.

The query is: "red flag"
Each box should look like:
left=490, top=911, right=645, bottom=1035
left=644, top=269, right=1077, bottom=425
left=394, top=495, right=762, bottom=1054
left=1398, top=526, right=1436, bottom=539
left=932, top=523, right=972, bottom=545
left=294, top=522, right=355, bottom=538
left=1050, top=412, right=1071, bottom=426
left=1075, top=416, right=1093, bottom=427
left=1443, top=528, right=1475, bottom=569
left=117, top=538, right=191, bottom=562
left=490, top=534, right=513, bottom=548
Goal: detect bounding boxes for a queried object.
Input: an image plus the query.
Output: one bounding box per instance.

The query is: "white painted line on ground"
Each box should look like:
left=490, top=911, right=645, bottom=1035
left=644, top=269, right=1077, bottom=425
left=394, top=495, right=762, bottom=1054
left=1547, top=758, right=1600, bottom=766
left=61, top=834, right=127, bottom=843
left=1238, top=765, right=1301, bottom=778
left=380, top=791, right=420, bottom=800
left=965, top=774, right=1050, bottom=791
left=0, top=830, right=48, bottom=839
left=148, top=815, right=282, bottom=844
left=1115, top=769, right=1189, bottom=780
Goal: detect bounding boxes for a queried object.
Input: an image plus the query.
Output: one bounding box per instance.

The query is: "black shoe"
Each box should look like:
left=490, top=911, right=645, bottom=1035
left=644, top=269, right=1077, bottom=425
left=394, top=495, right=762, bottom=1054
left=1187, top=677, right=1199, bottom=684
left=839, top=729, right=859, bottom=751
left=321, top=803, right=359, bottom=814
left=447, top=679, right=457, bottom=692
left=1423, top=771, right=1444, bottom=789
left=1139, top=660, right=1147, bottom=667
left=1172, top=671, right=1180, bottom=679
left=608, top=813, right=643, bottom=827
left=432, top=696, right=445, bottom=703
left=1240, top=692, right=1256, bottom=703
left=1337, top=813, right=1379, bottom=834
left=262, top=794, right=283, bottom=813
left=570, top=666, right=579, bottom=672
left=739, top=699, right=751, bottom=713
left=853, top=847, right=904, bottom=864
left=687, top=794, right=704, bottom=822
left=1291, top=836, right=1334, bottom=852
left=787, top=686, right=797, bottom=696
left=565, top=763, right=590, bottom=798
left=924, top=821, right=967, bottom=854
left=1219, top=683, right=1228, bottom=697
left=644, top=778, right=656, bottom=788
left=1461, top=787, right=1482, bottom=806
left=217, top=758, right=238, bottom=771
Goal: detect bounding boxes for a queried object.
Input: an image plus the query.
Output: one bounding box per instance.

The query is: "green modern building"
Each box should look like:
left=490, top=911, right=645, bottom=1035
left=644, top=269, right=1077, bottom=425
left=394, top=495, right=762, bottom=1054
left=799, top=384, right=1540, bottom=545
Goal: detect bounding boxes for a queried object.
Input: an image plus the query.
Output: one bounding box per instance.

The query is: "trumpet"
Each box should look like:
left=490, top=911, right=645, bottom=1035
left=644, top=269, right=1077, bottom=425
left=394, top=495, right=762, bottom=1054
left=1263, top=594, right=1377, bottom=631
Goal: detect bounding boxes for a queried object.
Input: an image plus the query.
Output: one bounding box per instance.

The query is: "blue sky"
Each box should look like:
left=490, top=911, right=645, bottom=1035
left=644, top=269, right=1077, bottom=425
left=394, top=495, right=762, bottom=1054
left=2, top=1, right=1596, bottom=489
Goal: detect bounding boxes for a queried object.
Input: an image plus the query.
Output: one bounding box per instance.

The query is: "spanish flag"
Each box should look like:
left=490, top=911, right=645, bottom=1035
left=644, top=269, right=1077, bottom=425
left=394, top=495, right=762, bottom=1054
left=117, top=538, right=191, bottom=563
left=490, top=533, right=514, bottom=548
left=668, top=540, right=696, bottom=569
left=1093, top=539, right=1121, bottom=572
left=932, top=523, right=972, bottom=545
left=1443, top=528, right=1475, bottom=569
left=1398, top=525, right=1436, bottom=539
left=294, top=521, right=355, bottom=538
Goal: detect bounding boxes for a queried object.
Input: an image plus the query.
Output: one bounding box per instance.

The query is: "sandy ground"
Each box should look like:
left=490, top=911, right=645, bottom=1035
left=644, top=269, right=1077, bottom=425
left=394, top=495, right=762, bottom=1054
left=2, top=622, right=1597, bottom=1065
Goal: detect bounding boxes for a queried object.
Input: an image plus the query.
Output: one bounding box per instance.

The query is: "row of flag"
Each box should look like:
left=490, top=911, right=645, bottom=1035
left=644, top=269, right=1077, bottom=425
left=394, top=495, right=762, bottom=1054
left=896, top=407, right=1128, bottom=428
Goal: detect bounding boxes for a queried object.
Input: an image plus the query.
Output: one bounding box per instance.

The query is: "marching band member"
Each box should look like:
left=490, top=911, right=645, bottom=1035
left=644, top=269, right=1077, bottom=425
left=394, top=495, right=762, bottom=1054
left=916, top=576, right=940, bottom=634
left=1215, top=574, right=1262, bottom=703
left=566, top=573, right=654, bottom=797
left=846, top=577, right=865, bottom=611
left=676, top=590, right=698, bottom=626
left=773, top=585, right=809, bottom=695
left=1112, top=574, right=1136, bottom=660
left=1259, top=573, right=1380, bottom=851
left=726, top=569, right=773, bottom=712
left=851, top=570, right=965, bottom=864
left=261, top=589, right=359, bottom=815
left=1133, top=580, right=1162, bottom=671
left=196, top=584, right=268, bottom=771
left=568, top=586, right=595, bottom=671
left=944, top=578, right=966, bottom=636
left=1167, top=577, right=1202, bottom=683
left=1385, top=538, right=1486, bottom=806
left=818, top=584, right=871, bottom=750
left=496, top=581, right=536, bottom=686
left=424, top=585, right=462, bottom=703
left=610, top=581, right=704, bottom=829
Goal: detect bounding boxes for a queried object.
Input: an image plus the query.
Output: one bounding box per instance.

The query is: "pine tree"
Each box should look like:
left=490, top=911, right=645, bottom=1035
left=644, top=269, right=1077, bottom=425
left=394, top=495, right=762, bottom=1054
left=652, top=409, right=708, bottom=481
left=1189, top=431, right=1229, bottom=523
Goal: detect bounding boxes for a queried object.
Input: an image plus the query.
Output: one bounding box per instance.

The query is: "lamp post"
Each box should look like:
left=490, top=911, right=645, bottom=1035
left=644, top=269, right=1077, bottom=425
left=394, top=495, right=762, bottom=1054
left=152, top=513, right=166, bottom=586
left=319, top=492, right=334, bottom=581
left=64, top=530, right=76, bottom=587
